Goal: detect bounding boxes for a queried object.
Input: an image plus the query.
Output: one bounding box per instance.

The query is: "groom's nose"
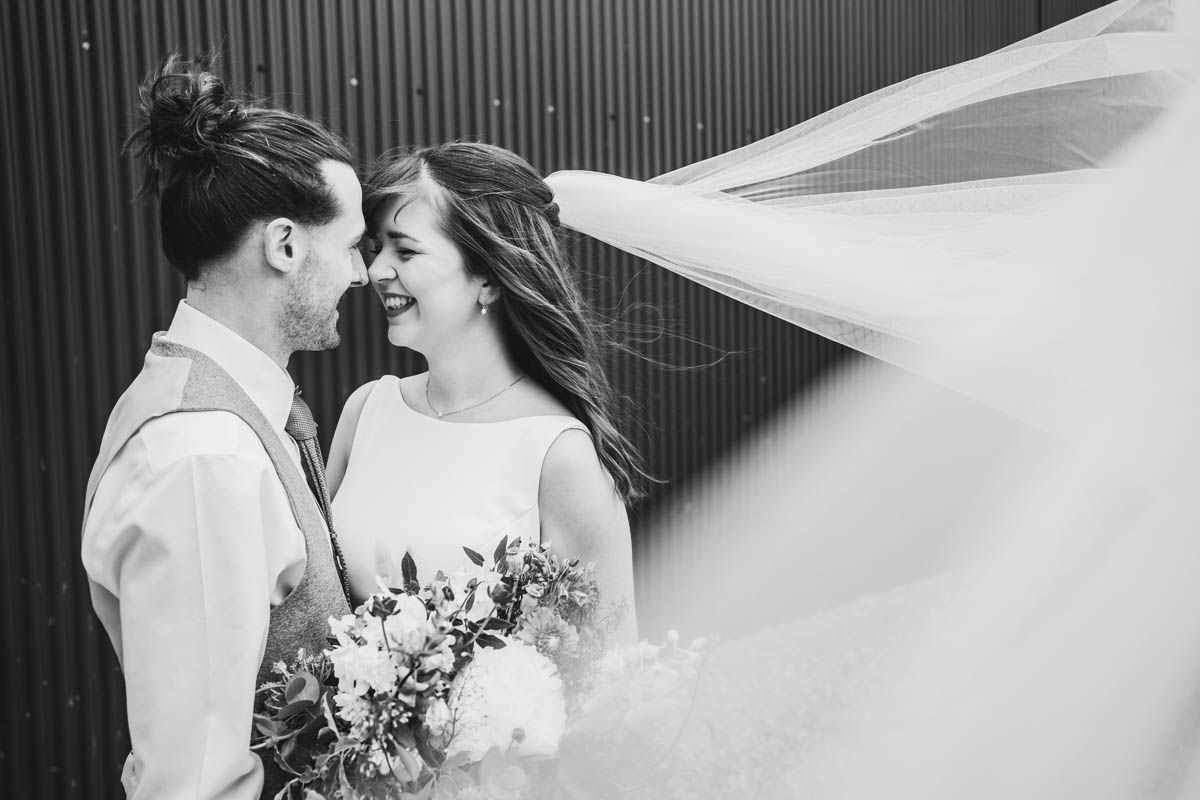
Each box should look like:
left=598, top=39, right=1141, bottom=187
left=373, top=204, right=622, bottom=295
left=350, top=249, right=368, bottom=287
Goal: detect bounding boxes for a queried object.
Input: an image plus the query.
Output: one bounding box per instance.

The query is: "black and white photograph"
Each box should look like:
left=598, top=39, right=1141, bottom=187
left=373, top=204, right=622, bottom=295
left=3, top=0, right=1200, bottom=797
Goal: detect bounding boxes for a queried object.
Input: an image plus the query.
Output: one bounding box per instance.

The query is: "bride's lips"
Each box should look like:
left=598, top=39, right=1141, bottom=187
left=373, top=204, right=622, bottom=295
left=380, top=292, right=415, bottom=318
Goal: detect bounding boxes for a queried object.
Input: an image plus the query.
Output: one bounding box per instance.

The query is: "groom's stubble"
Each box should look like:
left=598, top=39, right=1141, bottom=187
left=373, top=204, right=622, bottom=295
left=280, top=250, right=345, bottom=353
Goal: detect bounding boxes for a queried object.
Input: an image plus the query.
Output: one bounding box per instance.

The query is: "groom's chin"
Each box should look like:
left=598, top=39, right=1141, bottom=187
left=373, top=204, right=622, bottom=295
left=320, top=311, right=344, bottom=350
left=300, top=323, right=342, bottom=353
left=321, top=322, right=343, bottom=350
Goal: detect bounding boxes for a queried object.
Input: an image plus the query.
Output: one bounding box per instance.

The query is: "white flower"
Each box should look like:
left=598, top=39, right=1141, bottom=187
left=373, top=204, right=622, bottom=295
left=431, top=638, right=566, bottom=762
left=423, top=645, right=456, bottom=674
left=515, top=606, right=580, bottom=659
left=446, top=565, right=503, bottom=622
left=329, top=640, right=399, bottom=696
left=328, top=613, right=360, bottom=646
left=365, top=594, right=433, bottom=656
left=333, top=691, right=375, bottom=737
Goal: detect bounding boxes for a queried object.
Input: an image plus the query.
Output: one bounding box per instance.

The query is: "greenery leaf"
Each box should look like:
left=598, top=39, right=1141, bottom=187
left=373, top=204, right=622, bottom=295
left=402, top=551, right=418, bottom=586
left=393, top=725, right=417, bottom=750
left=475, top=632, right=507, bottom=649
left=285, top=672, right=321, bottom=705
left=493, top=536, right=509, bottom=564
left=255, top=718, right=284, bottom=739
left=484, top=617, right=515, bottom=632
left=462, top=546, right=485, bottom=567
left=275, top=698, right=316, bottom=720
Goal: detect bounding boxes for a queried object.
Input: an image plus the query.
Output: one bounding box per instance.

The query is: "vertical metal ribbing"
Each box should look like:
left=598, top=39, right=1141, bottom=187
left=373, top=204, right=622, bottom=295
left=1, top=1, right=1112, bottom=794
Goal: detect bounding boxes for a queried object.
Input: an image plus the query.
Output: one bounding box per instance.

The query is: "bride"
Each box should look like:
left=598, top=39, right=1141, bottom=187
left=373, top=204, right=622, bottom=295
left=326, top=142, right=642, bottom=642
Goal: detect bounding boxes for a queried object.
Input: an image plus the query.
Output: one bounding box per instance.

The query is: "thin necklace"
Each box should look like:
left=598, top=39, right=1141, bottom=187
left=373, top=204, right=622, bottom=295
left=425, top=373, right=525, bottom=418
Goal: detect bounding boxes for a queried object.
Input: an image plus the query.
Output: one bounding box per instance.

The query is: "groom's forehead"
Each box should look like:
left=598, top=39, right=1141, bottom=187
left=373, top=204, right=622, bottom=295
left=319, top=161, right=365, bottom=227
left=321, top=161, right=362, bottom=203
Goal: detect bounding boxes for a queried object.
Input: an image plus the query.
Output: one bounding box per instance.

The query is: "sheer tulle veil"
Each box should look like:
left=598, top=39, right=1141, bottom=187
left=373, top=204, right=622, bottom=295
left=545, top=0, right=1200, bottom=796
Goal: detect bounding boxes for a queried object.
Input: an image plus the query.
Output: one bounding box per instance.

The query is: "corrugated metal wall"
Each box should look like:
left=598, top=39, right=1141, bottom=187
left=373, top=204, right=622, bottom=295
left=0, top=0, right=1108, bottom=795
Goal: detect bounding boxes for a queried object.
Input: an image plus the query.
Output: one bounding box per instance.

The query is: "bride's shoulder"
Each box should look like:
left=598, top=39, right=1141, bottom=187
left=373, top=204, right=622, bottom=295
left=343, top=376, right=395, bottom=417
left=506, top=377, right=573, bottom=419
left=328, top=376, right=398, bottom=494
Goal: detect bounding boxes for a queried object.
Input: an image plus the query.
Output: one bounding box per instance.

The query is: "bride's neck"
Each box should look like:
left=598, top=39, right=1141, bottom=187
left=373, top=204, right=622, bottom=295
left=423, top=334, right=523, bottom=406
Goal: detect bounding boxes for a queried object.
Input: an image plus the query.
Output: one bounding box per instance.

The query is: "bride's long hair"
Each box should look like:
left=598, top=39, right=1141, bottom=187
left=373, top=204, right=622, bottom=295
left=363, top=142, right=649, bottom=503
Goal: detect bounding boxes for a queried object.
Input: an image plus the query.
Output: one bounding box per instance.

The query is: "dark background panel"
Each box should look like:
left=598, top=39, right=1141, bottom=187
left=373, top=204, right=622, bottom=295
left=0, top=0, right=1108, bottom=795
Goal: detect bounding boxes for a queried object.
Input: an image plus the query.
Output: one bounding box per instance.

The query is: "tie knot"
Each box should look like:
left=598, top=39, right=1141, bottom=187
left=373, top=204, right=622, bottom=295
left=286, top=389, right=319, bottom=442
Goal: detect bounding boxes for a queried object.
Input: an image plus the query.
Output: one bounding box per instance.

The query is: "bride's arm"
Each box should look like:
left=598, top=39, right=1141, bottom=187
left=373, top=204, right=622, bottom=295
left=539, top=428, right=638, bottom=645
left=327, top=380, right=377, bottom=499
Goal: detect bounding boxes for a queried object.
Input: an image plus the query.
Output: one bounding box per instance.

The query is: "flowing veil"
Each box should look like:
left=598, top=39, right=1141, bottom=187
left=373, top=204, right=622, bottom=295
left=545, top=0, right=1200, bottom=796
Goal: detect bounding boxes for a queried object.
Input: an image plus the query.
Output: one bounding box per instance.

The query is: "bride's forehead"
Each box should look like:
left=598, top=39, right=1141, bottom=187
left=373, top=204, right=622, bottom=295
left=375, top=192, right=443, bottom=233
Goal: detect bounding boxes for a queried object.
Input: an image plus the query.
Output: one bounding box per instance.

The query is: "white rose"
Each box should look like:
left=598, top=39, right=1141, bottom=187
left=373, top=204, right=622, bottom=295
left=431, top=638, right=566, bottom=762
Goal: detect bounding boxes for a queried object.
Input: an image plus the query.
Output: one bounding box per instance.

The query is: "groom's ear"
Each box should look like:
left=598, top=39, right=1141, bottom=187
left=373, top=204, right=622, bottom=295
left=263, top=218, right=305, bottom=274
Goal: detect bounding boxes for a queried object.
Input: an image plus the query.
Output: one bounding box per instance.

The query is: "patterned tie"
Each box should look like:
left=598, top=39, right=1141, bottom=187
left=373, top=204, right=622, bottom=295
left=286, top=387, right=353, bottom=607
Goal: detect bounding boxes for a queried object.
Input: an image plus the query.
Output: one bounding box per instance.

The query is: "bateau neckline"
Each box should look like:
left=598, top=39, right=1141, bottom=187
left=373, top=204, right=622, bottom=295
left=392, top=375, right=579, bottom=426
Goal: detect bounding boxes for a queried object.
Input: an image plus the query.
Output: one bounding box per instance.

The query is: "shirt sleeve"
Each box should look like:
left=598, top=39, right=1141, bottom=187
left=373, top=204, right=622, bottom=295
left=115, top=452, right=280, bottom=799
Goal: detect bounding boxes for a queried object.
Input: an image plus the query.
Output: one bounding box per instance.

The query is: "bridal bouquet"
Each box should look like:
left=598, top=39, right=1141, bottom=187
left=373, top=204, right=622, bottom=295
left=253, top=537, right=702, bottom=800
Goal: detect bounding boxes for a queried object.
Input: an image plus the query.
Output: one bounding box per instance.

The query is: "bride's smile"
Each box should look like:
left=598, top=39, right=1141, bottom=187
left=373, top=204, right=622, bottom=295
left=380, top=292, right=414, bottom=316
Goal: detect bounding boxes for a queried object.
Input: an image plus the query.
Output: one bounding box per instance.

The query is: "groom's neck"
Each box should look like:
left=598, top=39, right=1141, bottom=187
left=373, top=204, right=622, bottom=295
left=185, top=284, right=291, bottom=369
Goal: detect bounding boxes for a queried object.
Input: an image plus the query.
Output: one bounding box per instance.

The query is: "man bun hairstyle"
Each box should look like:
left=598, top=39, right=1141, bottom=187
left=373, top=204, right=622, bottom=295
left=125, top=52, right=353, bottom=280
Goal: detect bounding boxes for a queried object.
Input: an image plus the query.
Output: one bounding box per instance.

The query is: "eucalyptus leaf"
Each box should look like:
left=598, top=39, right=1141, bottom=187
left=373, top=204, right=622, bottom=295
left=285, top=672, right=321, bottom=705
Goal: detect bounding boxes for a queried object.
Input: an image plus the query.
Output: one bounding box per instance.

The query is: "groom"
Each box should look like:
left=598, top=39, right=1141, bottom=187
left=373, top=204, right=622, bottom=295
left=81, top=54, right=366, bottom=798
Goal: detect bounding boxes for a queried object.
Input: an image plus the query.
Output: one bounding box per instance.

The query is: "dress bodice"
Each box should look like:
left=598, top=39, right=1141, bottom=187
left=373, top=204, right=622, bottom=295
left=332, top=375, right=586, bottom=601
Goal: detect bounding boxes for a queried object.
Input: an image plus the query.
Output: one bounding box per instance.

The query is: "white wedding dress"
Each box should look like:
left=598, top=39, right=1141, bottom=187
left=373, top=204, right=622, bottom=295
left=331, top=374, right=585, bottom=602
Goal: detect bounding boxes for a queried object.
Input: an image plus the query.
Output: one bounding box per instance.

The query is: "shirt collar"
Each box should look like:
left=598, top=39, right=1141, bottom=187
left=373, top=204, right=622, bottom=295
left=164, top=300, right=295, bottom=434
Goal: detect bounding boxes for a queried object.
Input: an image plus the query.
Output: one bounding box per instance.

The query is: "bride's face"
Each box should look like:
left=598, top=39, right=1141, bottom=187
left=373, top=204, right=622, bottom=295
left=366, top=194, right=486, bottom=354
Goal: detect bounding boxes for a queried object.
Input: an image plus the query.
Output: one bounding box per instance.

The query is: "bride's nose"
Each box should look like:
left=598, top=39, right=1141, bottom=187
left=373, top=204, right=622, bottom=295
left=368, top=254, right=399, bottom=284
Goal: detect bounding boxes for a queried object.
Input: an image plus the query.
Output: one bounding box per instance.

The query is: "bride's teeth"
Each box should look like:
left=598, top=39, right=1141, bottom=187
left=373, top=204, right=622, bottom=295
left=384, top=296, right=412, bottom=310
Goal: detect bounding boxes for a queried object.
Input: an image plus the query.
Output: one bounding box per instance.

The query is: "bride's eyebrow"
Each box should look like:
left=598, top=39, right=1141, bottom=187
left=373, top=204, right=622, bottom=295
left=384, top=230, right=421, bottom=244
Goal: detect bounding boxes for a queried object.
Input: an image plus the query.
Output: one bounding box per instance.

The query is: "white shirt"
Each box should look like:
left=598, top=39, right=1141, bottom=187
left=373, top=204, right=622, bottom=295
left=82, top=301, right=308, bottom=799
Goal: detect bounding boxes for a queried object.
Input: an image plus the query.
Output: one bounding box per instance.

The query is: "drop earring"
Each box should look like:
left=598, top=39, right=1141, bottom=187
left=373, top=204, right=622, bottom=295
left=480, top=302, right=490, bottom=316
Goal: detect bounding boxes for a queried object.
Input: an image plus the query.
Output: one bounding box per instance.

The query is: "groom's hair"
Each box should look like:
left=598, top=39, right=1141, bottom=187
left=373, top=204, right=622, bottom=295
left=125, top=52, right=353, bottom=280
